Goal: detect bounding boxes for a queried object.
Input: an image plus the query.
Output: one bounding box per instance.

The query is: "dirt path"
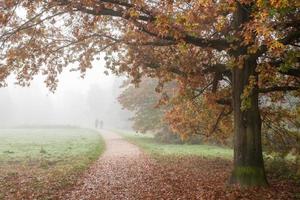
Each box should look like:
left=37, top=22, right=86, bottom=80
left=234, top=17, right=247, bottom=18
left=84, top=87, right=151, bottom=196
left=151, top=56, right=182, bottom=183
left=62, top=130, right=299, bottom=200
left=63, top=130, right=162, bottom=200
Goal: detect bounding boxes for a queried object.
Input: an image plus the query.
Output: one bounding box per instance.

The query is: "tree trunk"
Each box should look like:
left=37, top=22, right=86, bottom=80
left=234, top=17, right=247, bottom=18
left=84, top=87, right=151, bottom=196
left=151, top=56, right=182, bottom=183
left=230, top=58, right=268, bottom=187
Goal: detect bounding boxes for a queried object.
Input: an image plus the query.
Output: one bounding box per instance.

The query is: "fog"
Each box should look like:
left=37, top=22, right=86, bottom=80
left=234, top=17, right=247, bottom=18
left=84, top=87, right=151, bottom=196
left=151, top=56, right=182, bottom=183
left=0, top=59, right=132, bottom=129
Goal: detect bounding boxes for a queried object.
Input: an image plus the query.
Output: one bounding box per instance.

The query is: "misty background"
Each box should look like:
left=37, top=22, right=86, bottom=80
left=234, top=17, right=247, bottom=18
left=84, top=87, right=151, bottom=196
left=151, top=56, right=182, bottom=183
left=0, top=59, right=132, bottom=129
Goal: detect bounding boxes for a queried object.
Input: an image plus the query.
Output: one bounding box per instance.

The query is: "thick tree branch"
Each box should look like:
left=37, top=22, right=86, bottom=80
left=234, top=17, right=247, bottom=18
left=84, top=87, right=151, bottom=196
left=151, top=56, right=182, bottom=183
left=139, top=25, right=230, bottom=50
left=256, top=30, right=300, bottom=57
left=216, top=98, right=232, bottom=106
left=75, top=6, right=151, bottom=21
left=279, top=68, right=300, bottom=77
left=203, top=64, right=228, bottom=74
left=71, top=2, right=231, bottom=51
left=269, top=60, right=300, bottom=77
left=259, top=86, right=300, bottom=93
left=95, top=0, right=154, bottom=17
left=280, top=30, right=300, bottom=45
left=92, top=33, right=176, bottom=46
left=273, top=19, right=300, bottom=30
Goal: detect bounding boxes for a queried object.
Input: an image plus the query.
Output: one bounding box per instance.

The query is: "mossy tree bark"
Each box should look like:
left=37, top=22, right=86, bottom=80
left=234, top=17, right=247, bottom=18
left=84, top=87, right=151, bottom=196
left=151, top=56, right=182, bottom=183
left=230, top=58, right=268, bottom=187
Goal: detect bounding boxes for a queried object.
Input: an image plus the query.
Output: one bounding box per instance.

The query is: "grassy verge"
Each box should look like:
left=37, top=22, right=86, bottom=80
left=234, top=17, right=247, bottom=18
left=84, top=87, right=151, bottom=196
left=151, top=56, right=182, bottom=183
left=0, top=127, right=105, bottom=199
left=117, top=130, right=300, bottom=181
left=117, top=130, right=233, bottom=160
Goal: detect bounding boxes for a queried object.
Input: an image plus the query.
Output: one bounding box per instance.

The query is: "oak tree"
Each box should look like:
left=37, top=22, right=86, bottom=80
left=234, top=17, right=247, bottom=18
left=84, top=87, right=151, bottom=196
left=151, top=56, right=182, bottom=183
left=0, top=0, right=299, bottom=186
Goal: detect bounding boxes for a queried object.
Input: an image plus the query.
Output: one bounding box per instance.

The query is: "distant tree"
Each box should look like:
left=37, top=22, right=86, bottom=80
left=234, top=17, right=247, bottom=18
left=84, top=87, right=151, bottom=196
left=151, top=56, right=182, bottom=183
left=118, top=78, right=169, bottom=133
left=0, top=0, right=299, bottom=186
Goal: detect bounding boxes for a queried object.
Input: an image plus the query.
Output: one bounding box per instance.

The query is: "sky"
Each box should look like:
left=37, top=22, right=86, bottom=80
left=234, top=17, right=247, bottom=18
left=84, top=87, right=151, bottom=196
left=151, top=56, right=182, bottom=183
left=0, top=59, right=132, bottom=129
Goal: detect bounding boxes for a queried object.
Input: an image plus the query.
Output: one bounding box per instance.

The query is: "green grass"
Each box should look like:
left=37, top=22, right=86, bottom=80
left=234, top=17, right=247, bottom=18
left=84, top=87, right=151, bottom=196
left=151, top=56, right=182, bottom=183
left=0, top=127, right=105, bottom=199
left=0, top=127, right=104, bottom=162
left=117, top=130, right=233, bottom=160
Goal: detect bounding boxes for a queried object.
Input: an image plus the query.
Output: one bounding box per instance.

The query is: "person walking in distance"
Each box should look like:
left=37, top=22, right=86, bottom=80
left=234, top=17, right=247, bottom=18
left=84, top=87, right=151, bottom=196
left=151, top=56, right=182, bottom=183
left=95, top=119, right=99, bottom=129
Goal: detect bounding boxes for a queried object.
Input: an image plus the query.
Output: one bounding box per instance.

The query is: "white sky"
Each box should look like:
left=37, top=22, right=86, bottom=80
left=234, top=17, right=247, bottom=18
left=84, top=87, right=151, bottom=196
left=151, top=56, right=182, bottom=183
left=0, top=59, right=130, bottom=128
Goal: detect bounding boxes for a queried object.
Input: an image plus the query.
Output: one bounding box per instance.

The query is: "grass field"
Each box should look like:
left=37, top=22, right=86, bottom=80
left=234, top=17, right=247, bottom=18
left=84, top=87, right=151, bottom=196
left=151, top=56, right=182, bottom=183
left=0, top=127, right=105, bottom=199
left=117, top=130, right=233, bottom=160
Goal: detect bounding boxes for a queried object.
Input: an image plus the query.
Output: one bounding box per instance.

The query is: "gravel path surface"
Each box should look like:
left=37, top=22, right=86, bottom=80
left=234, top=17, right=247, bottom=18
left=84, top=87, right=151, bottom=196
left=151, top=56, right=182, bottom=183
left=63, top=130, right=162, bottom=200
